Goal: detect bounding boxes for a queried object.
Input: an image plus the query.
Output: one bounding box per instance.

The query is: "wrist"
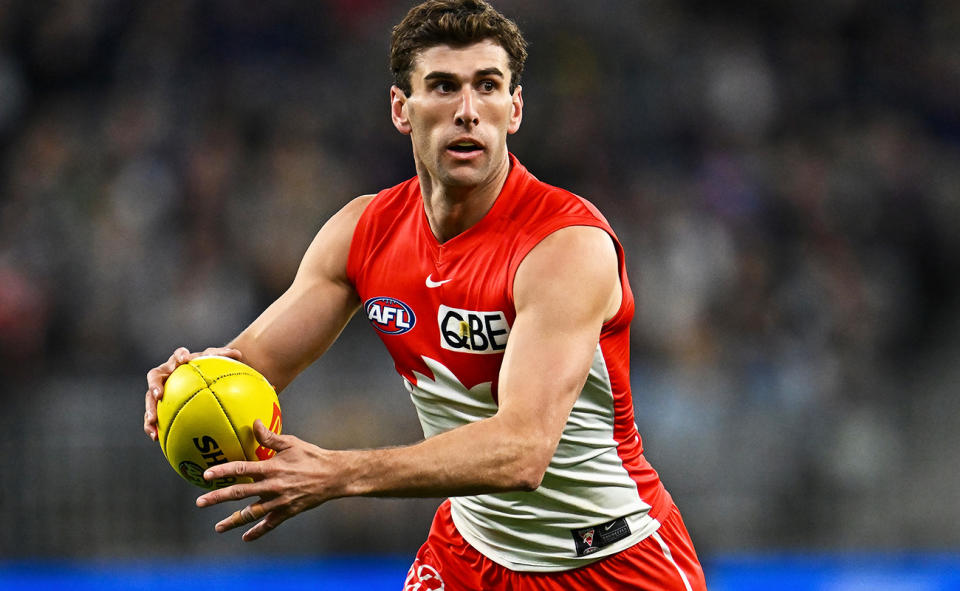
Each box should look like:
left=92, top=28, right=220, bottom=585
left=329, top=448, right=374, bottom=498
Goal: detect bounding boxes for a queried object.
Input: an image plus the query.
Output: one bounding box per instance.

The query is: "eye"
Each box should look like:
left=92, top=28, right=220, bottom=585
left=479, top=80, right=497, bottom=92
left=433, top=80, right=456, bottom=94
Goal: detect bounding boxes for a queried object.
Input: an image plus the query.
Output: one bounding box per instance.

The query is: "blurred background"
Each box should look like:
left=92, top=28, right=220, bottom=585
left=1, top=0, right=959, bottom=587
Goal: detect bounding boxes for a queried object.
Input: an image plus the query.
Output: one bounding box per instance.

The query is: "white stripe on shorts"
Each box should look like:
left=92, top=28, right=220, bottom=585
left=652, top=531, right=693, bottom=591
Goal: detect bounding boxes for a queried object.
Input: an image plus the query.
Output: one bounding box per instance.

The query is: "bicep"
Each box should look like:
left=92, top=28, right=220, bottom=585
left=495, top=225, right=621, bottom=445
left=230, top=195, right=372, bottom=391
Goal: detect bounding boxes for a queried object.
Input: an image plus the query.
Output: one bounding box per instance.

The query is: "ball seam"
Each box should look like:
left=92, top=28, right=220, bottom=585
left=162, top=387, right=206, bottom=453
left=207, top=377, right=247, bottom=460
left=162, top=362, right=216, bottom=453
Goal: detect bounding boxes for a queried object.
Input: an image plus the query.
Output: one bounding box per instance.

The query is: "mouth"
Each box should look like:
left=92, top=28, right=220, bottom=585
left=446, top=138, right=485, bottom=157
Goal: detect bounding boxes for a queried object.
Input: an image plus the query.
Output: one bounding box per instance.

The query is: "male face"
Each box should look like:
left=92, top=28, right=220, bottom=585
left=391, top=40, right=523, bottom=190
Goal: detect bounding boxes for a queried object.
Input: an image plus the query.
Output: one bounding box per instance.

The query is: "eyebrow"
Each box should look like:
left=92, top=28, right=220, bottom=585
left=423, top=67, right=506, bottom=81
left=476, top=67, right=505, bottom=79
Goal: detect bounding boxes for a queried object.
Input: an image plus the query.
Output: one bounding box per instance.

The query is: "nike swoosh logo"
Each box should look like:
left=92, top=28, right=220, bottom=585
left=425, top=274, right=452, bottom=288
left=603, top=522, right=617, bottom=531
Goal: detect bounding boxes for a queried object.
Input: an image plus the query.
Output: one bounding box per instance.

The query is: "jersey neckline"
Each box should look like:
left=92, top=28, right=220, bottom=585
left=417, top=153, right=527, bottom=261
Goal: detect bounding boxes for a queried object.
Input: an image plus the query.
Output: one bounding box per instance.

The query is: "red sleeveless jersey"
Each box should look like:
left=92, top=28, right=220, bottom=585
left=346, top=154, right=671, bottom=571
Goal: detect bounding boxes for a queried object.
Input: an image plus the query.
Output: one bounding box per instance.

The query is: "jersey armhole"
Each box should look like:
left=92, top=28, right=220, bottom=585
left=345, top=194, right=379, bottom=286
left=506, top=216, right=631, bottom=330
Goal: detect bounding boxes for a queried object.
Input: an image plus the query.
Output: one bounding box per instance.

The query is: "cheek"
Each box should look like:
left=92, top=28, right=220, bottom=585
left=483, top=98, right=517, bottom=127
left=407, top=106, right=445, bottom=142
left=409, top=125, right=443, bottom=161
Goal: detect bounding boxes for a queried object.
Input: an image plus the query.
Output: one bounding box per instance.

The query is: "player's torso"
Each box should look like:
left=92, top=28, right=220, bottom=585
left=346, top=158, right=668, bottom=571
left=350, top=180, right=517, bottom=403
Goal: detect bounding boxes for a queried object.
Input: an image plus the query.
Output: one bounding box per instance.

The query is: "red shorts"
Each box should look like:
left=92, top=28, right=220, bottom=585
left=405, top=500, right=707, bottom=591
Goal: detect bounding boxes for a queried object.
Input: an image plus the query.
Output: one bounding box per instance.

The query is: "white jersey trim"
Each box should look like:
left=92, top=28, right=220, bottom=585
left=652, top=531, right=694, bottom=591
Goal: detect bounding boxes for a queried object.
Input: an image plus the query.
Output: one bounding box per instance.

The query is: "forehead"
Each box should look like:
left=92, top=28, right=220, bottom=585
left=411, top=39, right=511, bottom=80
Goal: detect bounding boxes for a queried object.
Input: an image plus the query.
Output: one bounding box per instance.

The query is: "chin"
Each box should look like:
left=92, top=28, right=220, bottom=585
left=441, top=168, right=488, bottom=188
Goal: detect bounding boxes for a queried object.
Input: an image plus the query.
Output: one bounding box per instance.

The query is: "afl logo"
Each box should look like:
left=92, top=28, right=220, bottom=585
left=365, top=297, right=416, bottom=335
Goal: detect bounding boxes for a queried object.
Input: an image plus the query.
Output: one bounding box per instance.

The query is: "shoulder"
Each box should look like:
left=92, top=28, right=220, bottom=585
left=507, top=161, right=608, bottom=227
left=341, top=193, right=376, bottom=223
left=502, top=170, right=619, bottom=276
left=517, top=225, right=618, bottom=285
left=503, top=164, right=624, bottom=320
left=312, top=193, right=376, bottom=244
left=296, top=186, right=408, bottom=287
left=513, top=225, right=621, bottom=324
left=297, top=195, right=375, bottom=280
left=362, top=175, right=420, bottom=212
left=331, top=169, right=420, bottom=243
left=349, top=176, right=421, bottom=235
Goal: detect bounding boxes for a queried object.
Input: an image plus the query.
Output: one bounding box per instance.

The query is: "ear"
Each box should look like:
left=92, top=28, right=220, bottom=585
left=391, top=86, right=412, bottom=135
left=508, top=85, right=523, bottom=135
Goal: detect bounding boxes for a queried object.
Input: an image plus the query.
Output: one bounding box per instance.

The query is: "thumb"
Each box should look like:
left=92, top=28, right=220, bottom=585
left=253, top=418, right=290, bottom=452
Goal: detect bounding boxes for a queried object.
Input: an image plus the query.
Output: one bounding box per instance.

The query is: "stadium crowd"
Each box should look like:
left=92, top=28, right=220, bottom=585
left=1, top=0, right=958, bottom=557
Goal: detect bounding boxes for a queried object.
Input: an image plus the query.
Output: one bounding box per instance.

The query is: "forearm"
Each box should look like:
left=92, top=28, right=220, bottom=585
left=335, top=414, right=554, bottom=499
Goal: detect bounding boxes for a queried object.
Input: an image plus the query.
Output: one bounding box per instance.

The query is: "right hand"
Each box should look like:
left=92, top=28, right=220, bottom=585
left=143, top=346, right=243, bottom=442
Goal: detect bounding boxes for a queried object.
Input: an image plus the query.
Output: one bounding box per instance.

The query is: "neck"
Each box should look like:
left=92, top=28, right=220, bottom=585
left=418, top=154, right=511, bottom=243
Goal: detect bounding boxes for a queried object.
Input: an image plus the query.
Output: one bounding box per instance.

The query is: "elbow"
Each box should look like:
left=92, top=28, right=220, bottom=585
left=508, top=439, right=554, bottom=492
left=512, top=467, right=545, bottom=492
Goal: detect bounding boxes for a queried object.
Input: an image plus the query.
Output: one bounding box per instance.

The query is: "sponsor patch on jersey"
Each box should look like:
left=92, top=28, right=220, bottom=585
left=437, top=305, right=510, bottom=354
left=570, top=516, right=631, bottom=557
left=365, top=297, right=416, bottom=335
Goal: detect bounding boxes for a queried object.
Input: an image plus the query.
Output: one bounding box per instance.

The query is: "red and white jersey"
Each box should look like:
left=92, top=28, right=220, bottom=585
left=346, top=154, right=672, bottom=571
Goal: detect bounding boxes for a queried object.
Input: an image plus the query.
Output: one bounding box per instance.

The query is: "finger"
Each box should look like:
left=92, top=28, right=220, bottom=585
left=144, top=391, right=159, bottom=441
left=173, top=346, right=191, bottom=364
left=206, top=459, right=266, bottom=485
left=242, top=510, right=289, bottom=542
left=146, top=347, right=193, bottom=401
left=196, top=465, right=265, bottom=508
left=215, top=501, right=268, bottom=533
left=145, top=368, right=166, bottom=402
left=253, top=419, right=292, bottom=452
left=202, top=346, right=244, bottom=361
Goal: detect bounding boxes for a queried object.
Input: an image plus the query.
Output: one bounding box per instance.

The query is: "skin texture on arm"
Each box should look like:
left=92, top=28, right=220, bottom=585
left=143, top=194, right=371, bottom=441
left=197, top=224, right=622, bottom=541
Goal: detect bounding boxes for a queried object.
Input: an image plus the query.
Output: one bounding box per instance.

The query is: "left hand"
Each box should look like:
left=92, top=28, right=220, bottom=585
left=196, top=420, right=342, bottom=541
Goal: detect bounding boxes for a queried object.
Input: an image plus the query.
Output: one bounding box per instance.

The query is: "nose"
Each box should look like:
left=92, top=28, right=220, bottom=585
left=454, top=88, right=479, bottom=127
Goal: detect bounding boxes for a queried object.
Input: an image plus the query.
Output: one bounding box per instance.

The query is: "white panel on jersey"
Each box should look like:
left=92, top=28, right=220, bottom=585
left=404, top=356, right=498, bottom=439
left=404, top=347, right=660, bottom=572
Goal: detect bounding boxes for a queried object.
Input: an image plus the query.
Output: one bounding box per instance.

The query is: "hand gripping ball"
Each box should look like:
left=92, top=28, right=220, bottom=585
left=156, top=356, right=282, bottom=489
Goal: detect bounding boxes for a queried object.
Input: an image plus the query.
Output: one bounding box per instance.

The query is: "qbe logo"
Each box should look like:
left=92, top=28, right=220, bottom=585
left=438, top=305, right=510, bottom=354
left=365, top=297, right=416, bottom=335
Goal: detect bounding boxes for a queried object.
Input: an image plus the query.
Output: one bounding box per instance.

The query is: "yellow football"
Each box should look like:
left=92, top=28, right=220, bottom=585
left=156, top=356, right=282, bottom=489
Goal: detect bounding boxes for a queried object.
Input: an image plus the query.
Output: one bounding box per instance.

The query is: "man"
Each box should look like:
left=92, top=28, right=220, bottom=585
left=143, top=1, right=707, bottom=589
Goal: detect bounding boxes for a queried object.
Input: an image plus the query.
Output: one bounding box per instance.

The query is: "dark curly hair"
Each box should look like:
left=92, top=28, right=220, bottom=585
left=390, top=0, right=528, bottom=96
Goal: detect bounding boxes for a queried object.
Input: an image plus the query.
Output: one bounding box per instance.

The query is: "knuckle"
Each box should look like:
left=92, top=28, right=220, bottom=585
left=266, top=509, right=287, bottom=526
